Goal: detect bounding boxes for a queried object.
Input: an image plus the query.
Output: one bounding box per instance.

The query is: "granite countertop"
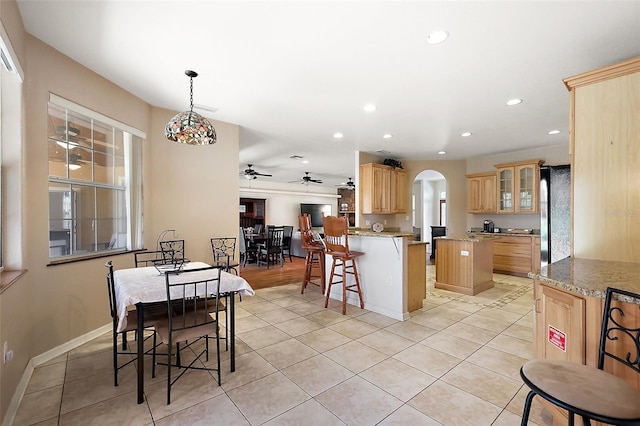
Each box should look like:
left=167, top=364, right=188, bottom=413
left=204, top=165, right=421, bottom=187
left=348, top=230, right=415, bottom=238
left=529, top=257, right=640, bottom=303
left=476, top=232, right=540, bottom=238
left=436, top=235, right=497, bottom=242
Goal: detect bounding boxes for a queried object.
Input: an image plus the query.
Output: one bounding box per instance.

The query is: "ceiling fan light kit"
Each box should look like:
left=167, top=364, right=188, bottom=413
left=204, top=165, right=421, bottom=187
left=165, top=70, right=217, bottom=146
left=242, top=164, right=272, bottom=179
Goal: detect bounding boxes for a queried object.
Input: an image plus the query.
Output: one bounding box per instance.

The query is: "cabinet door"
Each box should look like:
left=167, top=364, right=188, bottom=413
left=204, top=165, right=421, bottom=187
left=391, top=169, right=407, bottom=213
left=497, top=167, right=514, bottom=213
left=373, top=166, right=391, bottom=213
left=467, top=177, right=482, bottom=213
left=515, top=164, right=539, bottom=213
left=481, top=175, right=496, bottom=213
left=535, top=283, right=585, bottom=363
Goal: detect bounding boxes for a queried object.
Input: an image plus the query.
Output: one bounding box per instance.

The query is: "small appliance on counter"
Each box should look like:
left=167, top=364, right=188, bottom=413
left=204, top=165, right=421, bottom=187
left=483, top=220, right=494, bottom=233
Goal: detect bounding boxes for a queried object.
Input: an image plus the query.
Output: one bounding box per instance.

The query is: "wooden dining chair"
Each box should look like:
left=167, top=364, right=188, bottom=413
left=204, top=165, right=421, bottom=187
left=520, top=286, right=640, bottom=425
left=281, top=225, right=294, bottom=262
left=151, top=266, right=223, bottom=404
left=322, top=215, right=364, bottom=315
left=257, top=225, right=284, bottom=269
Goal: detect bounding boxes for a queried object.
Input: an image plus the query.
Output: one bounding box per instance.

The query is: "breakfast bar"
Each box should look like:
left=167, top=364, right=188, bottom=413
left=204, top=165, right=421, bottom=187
left=325, top=229, right=423, bottom=321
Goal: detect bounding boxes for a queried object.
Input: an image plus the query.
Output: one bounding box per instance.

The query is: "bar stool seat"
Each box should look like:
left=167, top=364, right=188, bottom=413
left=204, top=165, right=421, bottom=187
left=322, top=215, right=364, bottom=315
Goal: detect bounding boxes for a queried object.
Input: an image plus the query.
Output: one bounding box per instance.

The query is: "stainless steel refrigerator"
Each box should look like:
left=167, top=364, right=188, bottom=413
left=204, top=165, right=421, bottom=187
left=540, top=165, right=571, bottom=267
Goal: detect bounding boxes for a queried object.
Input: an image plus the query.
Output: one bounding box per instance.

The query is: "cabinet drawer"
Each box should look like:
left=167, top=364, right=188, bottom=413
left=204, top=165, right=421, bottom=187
left=494, top=255, right=532, bottom=272
left=494, top=243, right=531, bottom=257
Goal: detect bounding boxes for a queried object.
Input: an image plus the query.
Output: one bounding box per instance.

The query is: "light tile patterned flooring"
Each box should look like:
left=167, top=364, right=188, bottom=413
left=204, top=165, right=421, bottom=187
left=15, top=266, right=553, bottom=425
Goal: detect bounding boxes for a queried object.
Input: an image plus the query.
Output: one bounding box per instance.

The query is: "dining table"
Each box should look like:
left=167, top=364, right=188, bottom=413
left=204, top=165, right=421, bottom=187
left=113, top=261, right=255, bottom=404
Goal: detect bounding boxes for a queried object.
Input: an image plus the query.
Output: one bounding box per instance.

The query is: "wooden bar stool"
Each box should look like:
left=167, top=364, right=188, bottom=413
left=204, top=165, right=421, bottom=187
left=322, top=215, right=364, bottom=315
left=298, top=213, right=325, bottom=294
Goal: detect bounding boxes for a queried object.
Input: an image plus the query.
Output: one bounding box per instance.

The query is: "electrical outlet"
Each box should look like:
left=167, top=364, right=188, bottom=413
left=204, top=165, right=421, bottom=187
left=384, top=220, right=387, bottom=225
left=365, top=220, right=371, bottom=226
left=460, top=250, right=469, bottom=256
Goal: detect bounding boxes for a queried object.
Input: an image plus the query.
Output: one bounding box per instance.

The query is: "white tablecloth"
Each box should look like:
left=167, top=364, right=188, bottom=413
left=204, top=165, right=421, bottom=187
left=114, top=261, right=254, bottom=332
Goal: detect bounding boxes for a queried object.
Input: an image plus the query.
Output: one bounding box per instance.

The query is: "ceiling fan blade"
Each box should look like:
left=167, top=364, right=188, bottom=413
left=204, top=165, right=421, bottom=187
left=255, top=172, right=272, bottom=177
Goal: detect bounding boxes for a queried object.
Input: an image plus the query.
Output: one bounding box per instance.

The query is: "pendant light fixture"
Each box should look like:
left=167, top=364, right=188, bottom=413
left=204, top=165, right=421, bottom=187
left=164, top=70, right=217, bottom=145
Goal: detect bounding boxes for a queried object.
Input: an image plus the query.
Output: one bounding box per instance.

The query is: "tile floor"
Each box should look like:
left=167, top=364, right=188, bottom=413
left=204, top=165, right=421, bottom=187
left=14, top=266, right=553, bottom=425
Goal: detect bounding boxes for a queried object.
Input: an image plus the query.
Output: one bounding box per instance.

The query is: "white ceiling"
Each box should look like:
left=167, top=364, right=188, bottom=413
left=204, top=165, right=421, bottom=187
left=17, top=1, right=640, bottom=188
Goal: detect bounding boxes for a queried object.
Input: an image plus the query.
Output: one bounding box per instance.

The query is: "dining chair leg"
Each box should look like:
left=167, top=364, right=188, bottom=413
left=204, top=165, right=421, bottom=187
left=520, top=390, right=535, bottom=426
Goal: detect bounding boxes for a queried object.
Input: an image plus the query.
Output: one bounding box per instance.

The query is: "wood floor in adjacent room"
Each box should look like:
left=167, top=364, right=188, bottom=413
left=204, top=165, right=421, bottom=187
left=239, top=255, right=307, bottom=290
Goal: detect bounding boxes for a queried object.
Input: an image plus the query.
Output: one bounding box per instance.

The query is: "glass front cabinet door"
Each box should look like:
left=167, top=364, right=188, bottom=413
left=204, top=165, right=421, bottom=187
left=495, top=160, right=542, bottom=214
left=497, top=167, right=514, bottom=213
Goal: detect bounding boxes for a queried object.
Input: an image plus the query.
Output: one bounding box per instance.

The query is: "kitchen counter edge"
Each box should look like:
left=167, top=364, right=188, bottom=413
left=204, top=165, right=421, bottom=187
left=528, top=257, right=640, bottom=304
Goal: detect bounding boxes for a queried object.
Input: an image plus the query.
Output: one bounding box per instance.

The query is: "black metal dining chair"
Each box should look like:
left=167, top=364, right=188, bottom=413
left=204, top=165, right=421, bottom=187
left=151, top=266, right=223, bottom=404
left=210, top=237, right=239, bottom=275
left=239, top=227, right=258, bottom=267
left=519, top=286, right=640, bottom=425
left=105, top=261, right=162, bottom=386
left=134, top=250, right=166, bottom=267
left=159, top=239, right=188, bottom=264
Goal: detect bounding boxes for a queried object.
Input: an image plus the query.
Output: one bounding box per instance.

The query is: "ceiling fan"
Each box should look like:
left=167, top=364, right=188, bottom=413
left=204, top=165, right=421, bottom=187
left=290, top=172, right=323, bottom=185
left=335, top=178, right=355, bottom=190
left=241, top=164, right=272, bottom=180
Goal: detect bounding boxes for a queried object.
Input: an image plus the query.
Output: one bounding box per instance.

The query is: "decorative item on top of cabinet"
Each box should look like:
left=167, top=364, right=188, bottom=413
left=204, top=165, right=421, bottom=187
left=494, top=160, right=543, bottom=213
left=466, top=172, right=496, bottom=213
left=359, top=163, right=407, bottom=214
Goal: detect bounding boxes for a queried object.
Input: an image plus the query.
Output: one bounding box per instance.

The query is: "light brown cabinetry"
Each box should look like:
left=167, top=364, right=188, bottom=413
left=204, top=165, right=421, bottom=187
left=564, top=57, right=640, bottom=263
left=435, top=238, right=494, bottom=295
left=359, top=163, right=406, bottom=214
left=466, top=172, right=496, bottom=213
left=391, top=168, right=407, bottom=213
left=534, top=283, right=585, bottom=363
left=495, top=160, right=542, bottom=214
left=407, top=242, right=427, bottom=311
left=492, top=235, right=540, bottom=277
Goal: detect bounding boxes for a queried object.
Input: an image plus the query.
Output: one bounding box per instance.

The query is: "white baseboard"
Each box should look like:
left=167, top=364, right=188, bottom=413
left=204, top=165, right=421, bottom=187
left=2, top=324, right=111, bottom=426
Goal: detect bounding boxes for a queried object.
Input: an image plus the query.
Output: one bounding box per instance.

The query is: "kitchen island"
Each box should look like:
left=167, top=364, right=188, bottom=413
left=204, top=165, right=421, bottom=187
left=325, top=229, right=423, bottom=321
left=530, top=257, right=640, bottom=425
left=434, top=235, right=495, bottom=295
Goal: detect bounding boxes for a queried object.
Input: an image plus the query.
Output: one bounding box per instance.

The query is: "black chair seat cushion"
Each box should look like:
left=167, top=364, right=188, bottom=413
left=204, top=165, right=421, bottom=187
left=521, top=359, right=640, bottom=420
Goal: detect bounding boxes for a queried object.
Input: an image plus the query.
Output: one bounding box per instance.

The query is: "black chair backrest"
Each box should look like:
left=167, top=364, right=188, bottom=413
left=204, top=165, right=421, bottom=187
left=283, top=225, right=293, bottom=245
left=105, top=261, right=117, bottom=320
left=598, top=287, right=640, bottom=374
left=239, top=227, right=247, bottom=254
left=211, top=237, right=236, bottom=262
left=266, top=226, right=284, bottom=249
left=134, top=250, right=165, bottom=268
left=164, top=267, right=222, bottom=331
left=159, top=240, right=186, bottom=264
left=253, top=224, right=263, bottom=235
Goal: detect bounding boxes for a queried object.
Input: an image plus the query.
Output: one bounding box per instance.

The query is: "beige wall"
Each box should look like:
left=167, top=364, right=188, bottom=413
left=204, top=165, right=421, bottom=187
left=0, top=9, right=240, bottom=420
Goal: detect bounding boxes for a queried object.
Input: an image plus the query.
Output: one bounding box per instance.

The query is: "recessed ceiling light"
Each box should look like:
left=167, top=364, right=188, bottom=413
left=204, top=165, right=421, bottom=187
left=548, top=130, right=561, bottom=135
left=302, top=160, right=309, bottom=164
left=438, top=150, right=447, bottom=155
left=363, top=103, right=377, bottom=112
left=461, top=132, right=472, bottom=137
left=506, top=98, right=523, bottom=106
left=426, top=30, right=449, bottom=45
left=333, top=132, right=343, bottom=139
left=383, top=133, right=393, bottom=139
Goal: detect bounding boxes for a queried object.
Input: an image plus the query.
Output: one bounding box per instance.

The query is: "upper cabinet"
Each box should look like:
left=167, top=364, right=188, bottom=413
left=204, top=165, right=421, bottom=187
left=360, top=163, right=407, bottom=214
left=495, top=160, right=543, bottom=214
left=390, top=168, right=407, bottom=214
left=466, top=172, right=496, bottom=213
left=564, top=57, right=640, bottom=262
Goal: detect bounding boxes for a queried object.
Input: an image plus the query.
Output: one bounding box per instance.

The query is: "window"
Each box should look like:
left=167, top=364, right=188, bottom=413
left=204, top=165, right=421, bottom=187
left=47, top=94, right=145, bottom=259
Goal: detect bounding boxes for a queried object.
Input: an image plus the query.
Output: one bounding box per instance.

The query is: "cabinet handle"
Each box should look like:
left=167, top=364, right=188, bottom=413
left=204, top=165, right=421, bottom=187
left=534, top=298, right=542, bottom=313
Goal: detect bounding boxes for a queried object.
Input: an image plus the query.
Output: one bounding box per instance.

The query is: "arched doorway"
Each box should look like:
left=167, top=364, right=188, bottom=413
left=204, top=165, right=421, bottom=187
left=413, top=170, right=446, bottom=259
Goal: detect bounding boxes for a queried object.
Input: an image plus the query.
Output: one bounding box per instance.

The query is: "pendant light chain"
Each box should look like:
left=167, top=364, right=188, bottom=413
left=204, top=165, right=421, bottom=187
left=188, top=75, right=194, bottom=125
